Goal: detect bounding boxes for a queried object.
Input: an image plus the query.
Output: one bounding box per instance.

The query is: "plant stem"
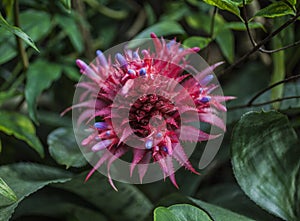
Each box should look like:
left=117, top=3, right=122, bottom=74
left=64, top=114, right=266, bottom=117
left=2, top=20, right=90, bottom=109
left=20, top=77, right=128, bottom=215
left=219, top=11, right=300, bottom=76
left=14, top=0, right=29, bottom=71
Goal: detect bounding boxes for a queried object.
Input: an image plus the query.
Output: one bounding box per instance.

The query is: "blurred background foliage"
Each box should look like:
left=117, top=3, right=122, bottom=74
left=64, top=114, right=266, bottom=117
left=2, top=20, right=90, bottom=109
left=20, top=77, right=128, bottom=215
left=0, top=0, right=300, bottom=220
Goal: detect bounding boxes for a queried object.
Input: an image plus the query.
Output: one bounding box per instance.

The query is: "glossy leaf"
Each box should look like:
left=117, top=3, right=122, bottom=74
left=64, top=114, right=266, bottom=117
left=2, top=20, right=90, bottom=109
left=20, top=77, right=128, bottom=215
left=224, top=21, right=265, bottom=32
left=154, top=207, right=181, bottom=221
left=13, top=190, right=108, bottom=221
left=197, top=183, right=283, bottom=221
left=0, top=163, right=71, bottom=221
left=231, top=111, right=300, bottom=220
left=183, top=36, right=211, bottom=49
left=0, top=10, right=51, bottom=65
left=47, top=128, right=87, bottom=169
left=0, top=178, right=17, bottom=203
left=54, top=172, right=153, bottom=221
left=0, top=111, right=44, bottom=157
left=55, top=15, right=83, bottom=53
left=20, top=10, right=51, bottom=42
left=216, top=28, right=234, bottom=63
left=286, top=0, right=297, bottom=6
left=59, top=0, right=71, bottom=12
left=154, top=204, right=212, bottom=221
left=230, top=0, right=253, bottom=6
left=254, top=2, right=295, bottom=18
left=25, top=60, right=62, bottom=124
left=190, top=198, right=256, bottom=221
left=203, top=0, right=241, bottom=19
left=0, top=13, right=39, bottom=51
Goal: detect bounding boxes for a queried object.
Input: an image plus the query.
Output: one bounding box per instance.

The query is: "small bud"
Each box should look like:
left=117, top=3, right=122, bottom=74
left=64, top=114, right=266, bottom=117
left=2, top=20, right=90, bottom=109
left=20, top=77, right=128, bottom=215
left=139, top=68, right=146, bottom=76
left=94, top=122, right=107, bottom=129
left=199, top=96, right=211, bottom=104
left=200, top=74, right=214, bottom=86
left=115, top=53, right=127, bottom=68
left=145, top=140, right=153, bottom=149
left=96, top=50, right=108, bottom=67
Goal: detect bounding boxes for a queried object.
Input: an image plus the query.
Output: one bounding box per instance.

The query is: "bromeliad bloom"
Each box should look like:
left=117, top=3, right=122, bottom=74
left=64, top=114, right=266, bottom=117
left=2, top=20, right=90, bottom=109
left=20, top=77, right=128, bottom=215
left=65, top=33, right=234, bottom=190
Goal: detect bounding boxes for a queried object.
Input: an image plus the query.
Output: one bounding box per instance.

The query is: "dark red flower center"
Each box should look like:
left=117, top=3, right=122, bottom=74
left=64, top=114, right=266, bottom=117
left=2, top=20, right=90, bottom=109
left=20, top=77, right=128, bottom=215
left=129, top=94, right=181, bottom=138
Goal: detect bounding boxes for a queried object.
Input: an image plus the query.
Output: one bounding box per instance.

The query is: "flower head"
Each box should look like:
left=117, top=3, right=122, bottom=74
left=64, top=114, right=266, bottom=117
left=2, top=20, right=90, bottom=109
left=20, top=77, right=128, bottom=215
left=66, top=33, right=234, bottom=190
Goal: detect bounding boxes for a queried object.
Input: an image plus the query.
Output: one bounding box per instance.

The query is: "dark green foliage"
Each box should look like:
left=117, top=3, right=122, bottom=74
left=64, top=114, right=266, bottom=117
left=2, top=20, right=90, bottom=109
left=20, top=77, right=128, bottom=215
left=0, top=0, right=300, bottom=220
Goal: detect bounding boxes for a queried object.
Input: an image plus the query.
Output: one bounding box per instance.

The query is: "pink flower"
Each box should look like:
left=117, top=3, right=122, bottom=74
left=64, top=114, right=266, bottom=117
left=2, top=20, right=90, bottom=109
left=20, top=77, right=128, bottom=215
left=65, top=33, right=234, bottom=190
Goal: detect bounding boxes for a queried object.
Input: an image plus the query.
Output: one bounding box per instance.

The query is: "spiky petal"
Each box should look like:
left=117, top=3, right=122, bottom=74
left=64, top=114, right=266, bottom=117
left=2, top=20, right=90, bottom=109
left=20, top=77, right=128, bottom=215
left=67, top=32, right=234, bottom=189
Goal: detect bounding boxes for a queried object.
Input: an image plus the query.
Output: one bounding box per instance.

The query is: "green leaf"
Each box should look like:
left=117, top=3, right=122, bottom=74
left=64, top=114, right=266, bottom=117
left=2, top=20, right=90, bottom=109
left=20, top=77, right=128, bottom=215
left=154, top=204, right=212, bottom=221
left=190, top=198, right=256, bottom=221
left=154, top=207, right=181, bottom=221
left=20, top=10, right=51, bottom=42
left=169, top=204, right=213, bottom=221
left=203, top=0, right=241, bottom=19
left=13, top=190, right=108, bottom=221
left=197, top=183, right=283, bottom=221
left=254, top=2, right=295, bottom=18
left=25, top=60, right=62, bottom=124
left=231, top=111, right=300, bottom=220
left=0, top=10, right=51, bottom=65
left=0, top=163, right=71, bottom=221
left=59, top=0, right=72, bottom=12
left=2, top=0, right=14, bottom=19
left=47, top=128, right=87, bottom=169
left=285, top=0, right=297, bottom=6
left=183, top=36, right=211, bottom=49
left=0, top=13, right=39, bottom=52
left=128, top=21, right=185, bottom=48
left=55, top=15, right=83, bottom=53
left=0, top=178, right=17, bottom=203
left=216, top=28, right=234, bottom=63
left=230, top=0, right=253, bottom=6
left=54, top=172, right=153, bottom=221
left=0, top=111, right=44, bottom=157
left=224, top=21, right=265, bottom=32
left=63, top=65, right=81, bottom=81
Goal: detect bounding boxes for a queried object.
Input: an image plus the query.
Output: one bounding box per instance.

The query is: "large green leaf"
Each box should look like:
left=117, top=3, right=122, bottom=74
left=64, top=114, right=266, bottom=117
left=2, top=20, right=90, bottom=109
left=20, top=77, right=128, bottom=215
left=254, top=2, right=295, bottom=18
left=54, top=172, right=153, bottom=221
left=185, top=13, right=235, bottom=62
left=0, top=178, right=17, bottom=203
left=0, top=163, right=71, bottom=221
left=0, top=10, right=51, bottom=65
left=55, top=14, right=83, bottom=53
left=0, top=111, right=44, bottom=157
left=231, top=111, right=300, bottom=220
left=203, top=0, right=241, bottom=19
left=230, top=0, right=253, bottom=6
left=224, top=21, right=265, bottom=31
left=25, top=60, right=62, bottom=124
left=190, top=198, right=255, bottom=221
left=196, top=183, right=283, bottom=221
left=0, top=13, right=39, bottom=51
left=183, top=36, right=211, bottom=49
left=154, top=204, right=213, bottom=221
left=154, top=206, right=181, bottom=221
left=47, top=127, right=87, bottom=169
left=216, top=28, right=234, bottom=63
left=20, top=10, right=51, bottom=42
left=128, top=21, right=185, bottom=48
left=59, top=0, right=72, bottom=12
left=14, top=189, right=107, bottom=221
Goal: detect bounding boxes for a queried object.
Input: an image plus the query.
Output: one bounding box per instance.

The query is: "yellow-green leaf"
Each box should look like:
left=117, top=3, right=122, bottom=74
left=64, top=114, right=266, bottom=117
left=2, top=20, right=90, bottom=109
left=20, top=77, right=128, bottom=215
left=0, top=111, right=44, bottom=157
left=0, top=13, right=39, bottom=52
